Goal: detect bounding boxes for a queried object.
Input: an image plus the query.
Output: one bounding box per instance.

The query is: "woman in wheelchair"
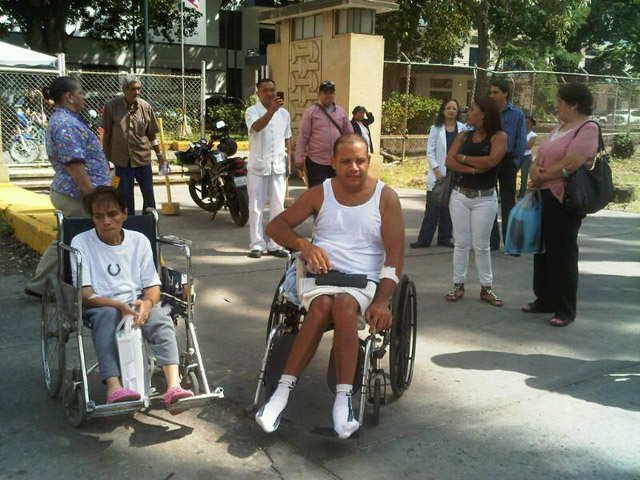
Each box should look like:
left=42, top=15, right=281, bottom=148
left=255, top=133, right=404, bottom=439
left=71, top=186, right=194, bottom=410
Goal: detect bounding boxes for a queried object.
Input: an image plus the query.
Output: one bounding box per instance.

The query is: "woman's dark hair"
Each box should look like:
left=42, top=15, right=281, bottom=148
left=557, top=83, right=593, bottom=116
left=525, top=115, right=537, bottom=126
left=474, top=95, right=503, bottom=137
left=434, top=98, right=461, bottom=127
left=83, top=186, right=127, bottom=216
left=42, top=76, right=80, bottom=104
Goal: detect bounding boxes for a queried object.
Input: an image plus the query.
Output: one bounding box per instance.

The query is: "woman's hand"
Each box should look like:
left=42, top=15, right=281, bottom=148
left=433, top=167, right=443, bottom=181
left=528, top=165, right=547, bottom=190
left=301, top=244, right=332, bottom=274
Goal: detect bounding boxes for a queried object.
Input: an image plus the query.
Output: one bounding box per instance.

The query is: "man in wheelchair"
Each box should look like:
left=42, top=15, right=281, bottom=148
left=71, top=186, right=194, bottom=410
left=256, top=133, right=404, bottom=439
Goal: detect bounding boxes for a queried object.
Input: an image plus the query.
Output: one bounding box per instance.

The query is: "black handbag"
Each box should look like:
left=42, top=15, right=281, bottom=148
left=431, top=171, right=456, bottom=207
left=563, top=121, right=614, bottom=216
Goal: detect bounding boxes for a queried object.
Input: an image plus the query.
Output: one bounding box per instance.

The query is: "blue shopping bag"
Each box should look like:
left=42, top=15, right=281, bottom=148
left=505, top=191, right=543, bottom=254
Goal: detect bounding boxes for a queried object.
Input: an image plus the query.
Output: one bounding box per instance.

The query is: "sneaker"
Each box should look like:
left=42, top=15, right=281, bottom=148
left=23, top=288, right=42, bottom=300
left=410, top=241, right=430, bottom=249
left=248, top=250, right=263, bottom=258
left=267, top=249, right=289, bottom=258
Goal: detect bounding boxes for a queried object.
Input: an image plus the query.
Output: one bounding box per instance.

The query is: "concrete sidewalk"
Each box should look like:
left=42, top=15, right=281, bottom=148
left=1, top=181, right=639, bottom=480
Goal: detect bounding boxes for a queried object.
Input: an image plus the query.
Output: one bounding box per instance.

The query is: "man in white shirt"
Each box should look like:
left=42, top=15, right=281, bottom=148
left=245, top=78, right=292, bottom=258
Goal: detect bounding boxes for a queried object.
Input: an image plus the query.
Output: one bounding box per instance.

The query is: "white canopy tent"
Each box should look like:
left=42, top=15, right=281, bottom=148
left=0, top=41, right=57, bottom=68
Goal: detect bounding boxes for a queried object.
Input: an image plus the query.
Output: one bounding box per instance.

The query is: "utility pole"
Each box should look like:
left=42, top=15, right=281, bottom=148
left=144, top=0, right=150, bottom=73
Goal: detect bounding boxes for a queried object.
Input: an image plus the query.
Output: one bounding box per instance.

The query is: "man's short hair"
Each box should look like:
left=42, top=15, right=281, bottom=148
left=256, top=78, right=275, bottom=90
left=332, top=133, right=369, bottom=157
left=490, top=78, right=511, bottom=98
left=120, top=74, right=141, bottom=90
left=83, top=186, right=127, bottom=216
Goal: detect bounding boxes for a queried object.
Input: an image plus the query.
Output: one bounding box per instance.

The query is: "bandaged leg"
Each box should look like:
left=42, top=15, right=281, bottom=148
left=255, top=374, right=296, bottom=433
left=333, top=384, right=359, bottom=439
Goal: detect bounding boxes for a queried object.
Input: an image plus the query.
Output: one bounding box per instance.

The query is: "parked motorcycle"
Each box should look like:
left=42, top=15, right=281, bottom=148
left=10, top=106, right=44, bottom=163
left=177, top=121, right=249, bottom=226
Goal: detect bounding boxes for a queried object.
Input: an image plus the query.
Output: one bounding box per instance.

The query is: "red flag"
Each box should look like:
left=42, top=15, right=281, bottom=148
left=186, top=0, right=199, bottom=8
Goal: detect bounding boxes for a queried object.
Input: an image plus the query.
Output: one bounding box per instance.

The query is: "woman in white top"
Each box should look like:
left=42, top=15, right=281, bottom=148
left=411, top=99, right=467, bottom=248
left=517, top=115, right=538, bottom=199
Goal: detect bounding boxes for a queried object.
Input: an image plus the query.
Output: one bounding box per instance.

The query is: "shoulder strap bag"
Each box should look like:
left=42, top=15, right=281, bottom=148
left=563, top=120, right=614, bottom=216
left=431, top=132, right=467, bottom=207
left=315, top=103, right=343, bottom=134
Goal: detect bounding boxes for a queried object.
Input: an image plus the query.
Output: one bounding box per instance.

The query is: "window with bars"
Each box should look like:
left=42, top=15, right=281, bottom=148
left=292, top=14, right=323, bottom=41
left=335, top=9, right=375, bottom=35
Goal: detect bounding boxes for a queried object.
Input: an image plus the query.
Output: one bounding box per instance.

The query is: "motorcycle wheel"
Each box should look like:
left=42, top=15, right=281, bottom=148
left=10, top=138, right=39, bottom=163
left=189, top=177, right=219, bottom=212
left=228, top=187, right=249, bottom=227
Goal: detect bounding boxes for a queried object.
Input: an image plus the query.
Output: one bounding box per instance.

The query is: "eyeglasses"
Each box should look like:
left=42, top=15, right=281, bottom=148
left=319, top=80, right=335, bottom=89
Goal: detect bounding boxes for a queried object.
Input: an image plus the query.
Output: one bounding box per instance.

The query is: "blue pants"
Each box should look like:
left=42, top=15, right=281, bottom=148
left=83, top=304, right=179, bottom=381
left=115, top=163, right=156, bottom=215
left=416, top=190, right=453, bottom=246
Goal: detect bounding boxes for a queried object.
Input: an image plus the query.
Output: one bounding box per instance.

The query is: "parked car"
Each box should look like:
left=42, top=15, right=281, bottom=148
left=606, top=109, right=640, bottom=125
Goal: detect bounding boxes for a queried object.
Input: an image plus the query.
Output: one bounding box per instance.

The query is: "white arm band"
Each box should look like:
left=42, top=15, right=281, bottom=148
left=379, top=266, right=399, bottom=284
left=150, top=139, right=160, bottom=147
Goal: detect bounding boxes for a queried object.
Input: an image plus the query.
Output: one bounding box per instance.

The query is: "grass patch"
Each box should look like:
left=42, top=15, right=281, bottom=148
left=610, top=153, right=640, bottom=213
left=381, top=156, right=426, bottom=190
left=0, top=215, right=14, bottom=239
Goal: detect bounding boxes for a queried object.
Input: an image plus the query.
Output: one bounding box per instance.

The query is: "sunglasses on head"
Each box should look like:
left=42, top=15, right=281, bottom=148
left=320, top=80, right=335, bottom=89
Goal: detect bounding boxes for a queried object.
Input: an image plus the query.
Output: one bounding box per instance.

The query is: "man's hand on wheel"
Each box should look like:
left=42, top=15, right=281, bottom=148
left=364, top=300, right=393, bottom=334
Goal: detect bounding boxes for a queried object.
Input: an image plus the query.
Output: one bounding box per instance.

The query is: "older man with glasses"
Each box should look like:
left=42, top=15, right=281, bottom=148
left=295, top=80, right=353, bottom=187
left=102, top=75, right=165, bottom=215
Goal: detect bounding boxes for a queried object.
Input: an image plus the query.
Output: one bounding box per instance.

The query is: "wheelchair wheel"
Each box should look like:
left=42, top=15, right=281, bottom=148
left=183, top=370, right=200, bottom=396
left=62, top=368, right=86, bottom=427
left=41, top=276, right=66, bottom=398
left=266, top=273, right=287, bottom=342
left=372, top=377, right=382, bottom=425
left=389, top=277, right=417, bottom=399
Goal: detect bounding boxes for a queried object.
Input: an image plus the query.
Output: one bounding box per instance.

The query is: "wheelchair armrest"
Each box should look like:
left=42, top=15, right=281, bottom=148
left=58, top=242, right=83, bottom=289
left=158, top=235, right=192, bottom=248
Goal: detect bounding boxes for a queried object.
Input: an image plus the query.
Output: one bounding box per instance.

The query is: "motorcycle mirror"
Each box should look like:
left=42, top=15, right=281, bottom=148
left=215, top=120, right=226, bottom=129
left=88, top=109, right=98, bottom=118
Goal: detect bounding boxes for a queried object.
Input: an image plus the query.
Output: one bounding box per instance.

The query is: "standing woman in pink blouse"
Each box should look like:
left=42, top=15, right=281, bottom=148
left=525, top=84, right=599, bottom=327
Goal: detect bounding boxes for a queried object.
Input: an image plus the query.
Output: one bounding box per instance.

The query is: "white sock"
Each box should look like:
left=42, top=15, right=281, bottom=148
left=333, top=384, right=360, bottom=439
left=255, top=374, right=296, bottom=433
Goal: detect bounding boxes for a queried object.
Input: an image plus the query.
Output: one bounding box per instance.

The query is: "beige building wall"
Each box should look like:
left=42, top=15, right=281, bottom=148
left=266, top=10, right=386, bottom=177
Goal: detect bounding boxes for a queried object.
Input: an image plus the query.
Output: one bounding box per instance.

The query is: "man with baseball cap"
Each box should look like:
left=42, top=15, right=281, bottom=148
left=295, top=80, right=353, bottom=187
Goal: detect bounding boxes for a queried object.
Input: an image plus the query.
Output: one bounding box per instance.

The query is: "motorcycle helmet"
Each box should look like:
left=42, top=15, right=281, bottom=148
left=217, top=137, right=238, bottom=157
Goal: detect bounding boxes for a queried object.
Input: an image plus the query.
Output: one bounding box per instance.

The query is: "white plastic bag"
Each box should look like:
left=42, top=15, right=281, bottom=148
left=115, top=314, right=148, bottom=397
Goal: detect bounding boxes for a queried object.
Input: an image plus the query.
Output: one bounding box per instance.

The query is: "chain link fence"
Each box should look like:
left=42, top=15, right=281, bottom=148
left=381, top=60, right=640, bottom=160
left=0, top=64, right=205, bottom=164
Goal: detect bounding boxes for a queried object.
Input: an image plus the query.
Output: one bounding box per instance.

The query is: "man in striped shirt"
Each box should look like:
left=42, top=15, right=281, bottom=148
left=489, top=79, right=527, bottom=251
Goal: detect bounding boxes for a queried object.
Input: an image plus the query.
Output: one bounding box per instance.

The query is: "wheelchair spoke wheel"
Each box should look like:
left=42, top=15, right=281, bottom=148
left=266, top=273, right=287, bottom=342
left=41, top=276, right=66, bottom=398
left=183, top=370, right=200, bottom=396
left=389, top=279, right=417, bottom=398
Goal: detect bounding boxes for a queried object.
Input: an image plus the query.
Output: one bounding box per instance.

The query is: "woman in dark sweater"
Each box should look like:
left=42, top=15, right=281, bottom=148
left=444, top=96, right=507, bottom=306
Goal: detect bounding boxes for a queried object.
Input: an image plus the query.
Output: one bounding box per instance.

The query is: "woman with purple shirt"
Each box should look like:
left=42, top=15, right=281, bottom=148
left=25, top=77, right=111, bottom=298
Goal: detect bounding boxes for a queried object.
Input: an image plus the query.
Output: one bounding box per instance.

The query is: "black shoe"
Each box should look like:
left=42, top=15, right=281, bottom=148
left=410, top=241, right=430, bottom=249
left=490, top=245, right=500, bottom=252
left=437, top=240, right=455, bottom=248
left=248, top=250, right=263, bottom=259
left=267, top=249, right=289, bottom=258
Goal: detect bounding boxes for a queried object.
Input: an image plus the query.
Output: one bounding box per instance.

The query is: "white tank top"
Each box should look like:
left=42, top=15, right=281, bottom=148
left=313, top=179, right=385, bottom=281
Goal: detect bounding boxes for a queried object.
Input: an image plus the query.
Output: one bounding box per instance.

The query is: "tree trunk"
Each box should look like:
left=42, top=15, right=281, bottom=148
left=22, top=0, right=70, bottom=54
left=474, top=1, right=491, bottom=99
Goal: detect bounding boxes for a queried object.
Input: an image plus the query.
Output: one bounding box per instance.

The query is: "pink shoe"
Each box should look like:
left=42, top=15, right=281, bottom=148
left=164, top=386, right=194, bottom=414
left=106, top=387, right=141, bottom=404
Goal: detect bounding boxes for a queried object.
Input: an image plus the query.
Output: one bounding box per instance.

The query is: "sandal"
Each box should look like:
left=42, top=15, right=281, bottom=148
left=445, top=283, right=465, bottom=302
left=549, top=316, right=574, bottom=327
left=522, top=301, right=553, bottom=313
left=480, top=288, right=504, bottom=307
left=106, top=387, right=141, bottom=404
left=164, top=386, right=194, bottom=415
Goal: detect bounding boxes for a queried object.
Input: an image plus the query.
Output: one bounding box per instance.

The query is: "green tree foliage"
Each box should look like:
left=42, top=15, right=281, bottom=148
left=377, top=0, right=472, bottom=61
left=567, top=0, right=640, bottom=74
left=207, top=104, right=246, bottom=136
left=0, top=0, right=201, bottom=55
left=381, top=93, right=441, bottom=135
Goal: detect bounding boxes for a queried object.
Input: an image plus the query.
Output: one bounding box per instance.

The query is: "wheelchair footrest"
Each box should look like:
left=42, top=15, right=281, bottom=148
left=90, top=399, right=148, bottom=418
left=167, top=390, right=224, bottom=413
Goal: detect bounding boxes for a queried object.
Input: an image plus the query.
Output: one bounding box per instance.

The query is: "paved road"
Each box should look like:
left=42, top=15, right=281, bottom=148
left=1, top=181, right=639, bottom=480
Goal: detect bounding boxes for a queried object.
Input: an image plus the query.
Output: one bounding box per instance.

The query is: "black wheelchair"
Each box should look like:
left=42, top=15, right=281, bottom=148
left=40, top=209, right=224, bottom=426
left=250, top=258, right=417, bottom=433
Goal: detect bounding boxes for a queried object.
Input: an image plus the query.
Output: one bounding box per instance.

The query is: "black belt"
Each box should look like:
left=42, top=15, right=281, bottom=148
left=454, top=186, right=495, bottom=199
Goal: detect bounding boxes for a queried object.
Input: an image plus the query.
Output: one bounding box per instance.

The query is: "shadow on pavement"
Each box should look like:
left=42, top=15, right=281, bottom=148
left=432, top=350, right=640, bottom=411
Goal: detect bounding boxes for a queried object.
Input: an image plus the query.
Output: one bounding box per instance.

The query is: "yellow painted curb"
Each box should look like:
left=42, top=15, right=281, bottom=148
left=0, top=183, right=56, bottom=254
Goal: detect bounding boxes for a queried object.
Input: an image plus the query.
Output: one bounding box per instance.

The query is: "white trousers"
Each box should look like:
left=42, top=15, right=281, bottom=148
left=449, top=189, right=498, bottom=286
left=247, top=172, right=286, bottom=251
